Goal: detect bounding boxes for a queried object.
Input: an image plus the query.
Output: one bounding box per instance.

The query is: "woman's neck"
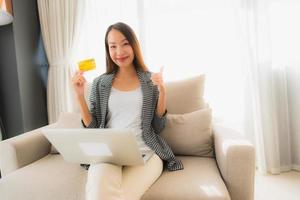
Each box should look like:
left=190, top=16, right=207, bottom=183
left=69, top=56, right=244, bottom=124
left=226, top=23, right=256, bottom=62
left=115, top=65, right=137, bottom=79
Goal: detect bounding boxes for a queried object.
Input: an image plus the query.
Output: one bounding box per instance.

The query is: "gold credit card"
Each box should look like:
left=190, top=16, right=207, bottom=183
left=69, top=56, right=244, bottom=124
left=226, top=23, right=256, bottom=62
left=78, top=59, right=96, bottom=71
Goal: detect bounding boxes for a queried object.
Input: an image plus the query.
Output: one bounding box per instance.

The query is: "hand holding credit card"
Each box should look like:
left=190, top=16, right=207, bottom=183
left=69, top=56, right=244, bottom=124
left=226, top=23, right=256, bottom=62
left=78, top=58, right=96, bottom=71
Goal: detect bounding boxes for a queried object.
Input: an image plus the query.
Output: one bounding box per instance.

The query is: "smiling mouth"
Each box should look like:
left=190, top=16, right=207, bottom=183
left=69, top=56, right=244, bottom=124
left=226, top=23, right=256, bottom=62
left=116, top=56, right=129, bottom=62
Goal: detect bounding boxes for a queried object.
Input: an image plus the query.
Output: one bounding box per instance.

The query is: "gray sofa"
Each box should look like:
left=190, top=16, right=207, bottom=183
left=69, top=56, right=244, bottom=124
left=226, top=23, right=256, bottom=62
left=0, top=75, right=255, bottom=200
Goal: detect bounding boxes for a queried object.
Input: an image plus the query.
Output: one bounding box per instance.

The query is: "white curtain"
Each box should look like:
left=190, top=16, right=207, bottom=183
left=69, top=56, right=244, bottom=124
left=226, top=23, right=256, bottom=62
left=235, top=0, right=300, bottom=174
left=37, top=0, right=85, bottom=123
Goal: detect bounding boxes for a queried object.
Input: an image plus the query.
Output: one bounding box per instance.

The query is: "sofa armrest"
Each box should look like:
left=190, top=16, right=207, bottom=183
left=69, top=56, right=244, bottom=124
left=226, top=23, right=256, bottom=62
left=0, top=123, right=56, bottom=177
left=213, top=123, right=255, bottom=200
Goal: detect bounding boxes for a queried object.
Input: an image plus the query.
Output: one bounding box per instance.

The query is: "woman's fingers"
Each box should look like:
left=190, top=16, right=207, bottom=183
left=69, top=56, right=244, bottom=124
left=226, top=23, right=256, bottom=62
left=151, top=78, right=163, bottom=86
left=151, top=67, right=165, bottom=92
left=151, top=76, right=162, bottom=85
left=72, top=70, right=86, bottom=87
left=151, top=74, right=163, bottom=83
left=77, top=76, right=86, bottom=86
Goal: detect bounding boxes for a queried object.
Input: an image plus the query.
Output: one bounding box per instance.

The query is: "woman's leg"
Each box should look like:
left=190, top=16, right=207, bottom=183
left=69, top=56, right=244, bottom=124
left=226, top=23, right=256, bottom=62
left=85, top=163, right=124, bottom=200
left=122, top=154, right=163, bottom=200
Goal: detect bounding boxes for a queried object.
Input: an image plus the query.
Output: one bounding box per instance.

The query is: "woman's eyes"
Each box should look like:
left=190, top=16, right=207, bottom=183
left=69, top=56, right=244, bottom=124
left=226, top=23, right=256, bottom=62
left=109, top=43, right=129, bottom=49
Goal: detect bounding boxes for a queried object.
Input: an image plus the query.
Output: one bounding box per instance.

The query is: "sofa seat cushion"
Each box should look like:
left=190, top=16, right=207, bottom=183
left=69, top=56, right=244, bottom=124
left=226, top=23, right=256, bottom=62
left=0, top=154, right=87, bottom=200
left=142, top=156, right=230, bottom=200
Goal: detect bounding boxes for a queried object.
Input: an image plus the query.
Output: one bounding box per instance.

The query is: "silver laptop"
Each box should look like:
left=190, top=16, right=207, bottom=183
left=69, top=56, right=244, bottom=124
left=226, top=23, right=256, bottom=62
left=42, top=128, right=154, bottom=166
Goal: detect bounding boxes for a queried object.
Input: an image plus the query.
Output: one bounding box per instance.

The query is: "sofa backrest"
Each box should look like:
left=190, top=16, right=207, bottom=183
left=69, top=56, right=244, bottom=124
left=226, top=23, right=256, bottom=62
left=165, top=75, right=206, bottom=114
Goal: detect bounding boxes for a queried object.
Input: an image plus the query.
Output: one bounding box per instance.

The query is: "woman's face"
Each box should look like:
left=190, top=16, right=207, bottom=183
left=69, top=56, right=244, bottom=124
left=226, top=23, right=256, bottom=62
left=107, top=29, right=134, bottom=69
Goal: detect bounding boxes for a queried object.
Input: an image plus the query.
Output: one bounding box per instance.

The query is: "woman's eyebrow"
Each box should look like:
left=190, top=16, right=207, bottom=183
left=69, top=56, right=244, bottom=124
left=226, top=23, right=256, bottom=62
left=108, top=39, right=128, bottom=44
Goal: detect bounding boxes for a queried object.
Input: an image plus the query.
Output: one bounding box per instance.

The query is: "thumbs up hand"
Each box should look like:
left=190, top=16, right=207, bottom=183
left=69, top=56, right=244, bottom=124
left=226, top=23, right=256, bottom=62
left=151, top=66, right=165, bottom=92
left=151, top=66, right=167, bottom=116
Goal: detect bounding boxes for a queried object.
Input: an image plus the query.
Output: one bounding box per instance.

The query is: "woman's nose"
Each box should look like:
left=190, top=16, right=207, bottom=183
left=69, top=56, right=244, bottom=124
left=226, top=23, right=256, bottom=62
left=116, top=46, right=124, bottom=55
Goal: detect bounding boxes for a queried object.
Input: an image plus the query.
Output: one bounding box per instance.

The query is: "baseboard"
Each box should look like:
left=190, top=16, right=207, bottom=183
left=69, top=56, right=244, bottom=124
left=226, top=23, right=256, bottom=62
left=280, top=165, right=300, bottom=172
left=292, top=165, right=300, bottom=171
left=256, top=165, right=300, bottom=174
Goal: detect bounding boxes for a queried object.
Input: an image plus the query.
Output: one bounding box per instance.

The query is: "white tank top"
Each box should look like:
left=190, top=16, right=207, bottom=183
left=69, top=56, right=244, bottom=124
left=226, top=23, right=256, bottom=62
left=106, top=87, right=153, bottom=154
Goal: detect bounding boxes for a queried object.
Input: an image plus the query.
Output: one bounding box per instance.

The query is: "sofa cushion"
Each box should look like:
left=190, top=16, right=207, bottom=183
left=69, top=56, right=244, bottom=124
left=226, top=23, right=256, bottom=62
left=160, top=108, right=214, bottom=157
left=165, top=75, right=206, bottom=114
left=0, top=154, right=87, bottom=200
left=142, top=156, right=230, bottom=200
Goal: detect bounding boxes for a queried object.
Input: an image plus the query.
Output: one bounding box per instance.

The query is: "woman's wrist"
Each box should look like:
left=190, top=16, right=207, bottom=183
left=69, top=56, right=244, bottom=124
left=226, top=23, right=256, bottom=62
left=156, top=85, right=166, bottom=117
left=156, top=109, right=167, bottom=118
left=158, top=85, right=166, bottom=94
left=76, top=94, right=85, bottom=101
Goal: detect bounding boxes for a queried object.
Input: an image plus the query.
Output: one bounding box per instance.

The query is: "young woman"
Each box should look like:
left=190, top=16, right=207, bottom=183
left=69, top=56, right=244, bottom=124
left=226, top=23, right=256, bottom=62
left=72, top=22, right=183, bottom=200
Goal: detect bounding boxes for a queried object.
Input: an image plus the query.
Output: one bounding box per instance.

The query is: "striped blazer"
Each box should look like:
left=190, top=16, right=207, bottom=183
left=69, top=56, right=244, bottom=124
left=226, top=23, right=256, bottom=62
left=83, top=69, right=184, bottom=171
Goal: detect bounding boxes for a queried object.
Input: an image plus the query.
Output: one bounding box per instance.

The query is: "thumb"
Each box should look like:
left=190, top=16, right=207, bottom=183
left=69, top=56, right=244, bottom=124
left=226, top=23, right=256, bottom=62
left=160, top=66, right=164, bottom=74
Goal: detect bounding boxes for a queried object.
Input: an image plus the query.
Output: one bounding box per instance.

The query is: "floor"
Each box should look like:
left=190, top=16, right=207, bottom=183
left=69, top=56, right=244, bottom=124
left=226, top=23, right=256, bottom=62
left=254, top=170, right=300, bottom=200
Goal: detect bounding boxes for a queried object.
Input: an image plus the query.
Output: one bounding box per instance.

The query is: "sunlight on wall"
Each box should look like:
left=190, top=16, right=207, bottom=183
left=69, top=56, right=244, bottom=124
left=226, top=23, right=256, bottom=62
left=142, top=0, right=245, bottom=125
